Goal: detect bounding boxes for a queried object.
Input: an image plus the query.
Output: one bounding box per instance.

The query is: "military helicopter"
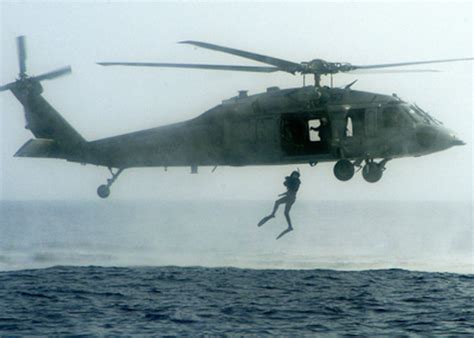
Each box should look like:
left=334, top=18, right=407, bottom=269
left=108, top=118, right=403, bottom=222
left=1, top=37, right=470, bottom=198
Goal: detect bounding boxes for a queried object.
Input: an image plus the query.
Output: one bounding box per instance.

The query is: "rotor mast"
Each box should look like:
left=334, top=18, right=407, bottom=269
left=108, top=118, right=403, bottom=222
left=314, top=74, right=321, bottom=88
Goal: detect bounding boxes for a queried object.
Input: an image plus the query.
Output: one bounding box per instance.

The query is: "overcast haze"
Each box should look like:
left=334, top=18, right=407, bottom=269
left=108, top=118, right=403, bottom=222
left=0, top=1, right=472, bottom=202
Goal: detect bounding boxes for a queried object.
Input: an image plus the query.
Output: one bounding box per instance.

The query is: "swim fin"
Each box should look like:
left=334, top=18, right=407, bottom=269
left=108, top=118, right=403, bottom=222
left=276, top=227, right=293, bottom=240
left=258, top=215, right=274, bottom=227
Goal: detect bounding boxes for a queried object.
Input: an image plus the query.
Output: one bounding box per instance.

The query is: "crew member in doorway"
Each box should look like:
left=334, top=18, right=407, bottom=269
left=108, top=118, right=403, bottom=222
left=310, top=117, right=331, bottom=148
left=258, top=170, right=301, bottom=240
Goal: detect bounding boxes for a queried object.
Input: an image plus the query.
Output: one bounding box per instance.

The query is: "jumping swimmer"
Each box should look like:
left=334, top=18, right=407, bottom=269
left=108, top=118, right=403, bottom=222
left=258, top=170, right=301, bottom=240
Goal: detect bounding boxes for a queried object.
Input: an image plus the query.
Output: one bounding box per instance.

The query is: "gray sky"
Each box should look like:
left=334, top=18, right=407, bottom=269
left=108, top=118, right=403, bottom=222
left=0, top=1, right=472, bottom=201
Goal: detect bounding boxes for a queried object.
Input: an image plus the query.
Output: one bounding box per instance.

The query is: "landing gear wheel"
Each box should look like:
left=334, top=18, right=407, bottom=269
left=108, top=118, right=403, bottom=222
left=334, top=159, right=355, bottom=181
left=96, top=168, right=125, bottom=199
left=362, top=162, right=383, bottom=183
left=97, top=184, right=110, bottom=199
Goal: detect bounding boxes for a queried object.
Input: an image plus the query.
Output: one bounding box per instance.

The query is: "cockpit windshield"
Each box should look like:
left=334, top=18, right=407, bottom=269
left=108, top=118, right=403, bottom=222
left=411, top=104, right=440, bottom=125
left=400, top=104, right=439, bottom=125
left=400, top=104, right=427, bottom=123
left=383, top=103, right=439, bottom=125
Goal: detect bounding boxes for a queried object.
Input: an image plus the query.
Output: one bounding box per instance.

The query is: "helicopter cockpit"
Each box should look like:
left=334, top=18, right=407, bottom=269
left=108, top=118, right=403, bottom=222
left=380, top=102, right=440, bottom=128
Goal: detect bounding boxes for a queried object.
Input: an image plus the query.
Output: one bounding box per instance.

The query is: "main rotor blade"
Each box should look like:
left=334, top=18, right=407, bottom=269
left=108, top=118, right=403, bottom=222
left=97, top=62, right=280, bottom=73
left=347, top=69, right=441, bottom=74
left=17, top=36, right=27, bottom=76
left=32, top=66, right=72, bottom=82
left=180, top=40, right=303, bottom=74
left=352, top=57, right=474, bottom=70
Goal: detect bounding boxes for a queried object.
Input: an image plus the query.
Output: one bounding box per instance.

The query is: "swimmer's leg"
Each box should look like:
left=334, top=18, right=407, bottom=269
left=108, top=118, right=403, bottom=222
left=276, top=198, right=295, bottom=239
left=283, top=200, right=294, bottom=230
left=270, top=196, right=287, bottom=216
left=258, top=196, right=286, bottom=227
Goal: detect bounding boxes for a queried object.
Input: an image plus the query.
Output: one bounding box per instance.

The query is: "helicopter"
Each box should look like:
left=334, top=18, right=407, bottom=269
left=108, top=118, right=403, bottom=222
left=1, top=36, right=470, bottom=198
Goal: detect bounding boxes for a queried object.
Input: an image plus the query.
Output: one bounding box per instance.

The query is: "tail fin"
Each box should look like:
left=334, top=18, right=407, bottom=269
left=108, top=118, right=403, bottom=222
left=8, top=86, right=87, bottom=161
left=15, top=88, right=86, bottom=148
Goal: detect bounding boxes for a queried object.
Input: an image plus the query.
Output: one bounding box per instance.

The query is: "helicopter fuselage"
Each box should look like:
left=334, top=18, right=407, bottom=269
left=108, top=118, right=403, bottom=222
left=78, top=85, right=462, bottom=170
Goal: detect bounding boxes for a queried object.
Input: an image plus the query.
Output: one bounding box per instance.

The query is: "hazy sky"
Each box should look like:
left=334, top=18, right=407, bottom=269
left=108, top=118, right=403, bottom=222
left=0, top=1, right=472, bottom=201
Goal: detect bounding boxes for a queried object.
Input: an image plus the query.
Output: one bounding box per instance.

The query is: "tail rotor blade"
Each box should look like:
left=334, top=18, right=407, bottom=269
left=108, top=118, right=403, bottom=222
left=32, top=66, right=72, bottom=82
left=0, top=82, right=16, bottom=92
left=17, top=36, right=27, bottom=76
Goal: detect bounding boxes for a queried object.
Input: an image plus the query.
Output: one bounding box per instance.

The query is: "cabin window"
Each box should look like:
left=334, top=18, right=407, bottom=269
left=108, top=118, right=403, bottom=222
left=308, top=119, right=321, bottom=142
left=346, top=117, right=353, bottom=137
left=308, top=118, right=331, bottom=143
left=346, top=109, right=364, bottom=137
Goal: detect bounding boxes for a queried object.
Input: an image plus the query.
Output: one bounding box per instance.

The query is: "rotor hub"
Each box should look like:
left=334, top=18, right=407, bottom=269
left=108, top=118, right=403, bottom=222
left=302, top=59, right=354, bottom=75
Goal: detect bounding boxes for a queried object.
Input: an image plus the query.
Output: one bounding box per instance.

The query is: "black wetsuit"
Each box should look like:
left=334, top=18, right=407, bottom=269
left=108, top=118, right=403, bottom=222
left=284, top=175, right=301, bottom=196
left=258, top=172, right=302, bottom=238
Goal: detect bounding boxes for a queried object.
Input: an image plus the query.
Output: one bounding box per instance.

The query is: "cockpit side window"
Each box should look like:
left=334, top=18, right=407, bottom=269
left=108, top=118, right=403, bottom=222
left=379, top=106, right=406, bottom=128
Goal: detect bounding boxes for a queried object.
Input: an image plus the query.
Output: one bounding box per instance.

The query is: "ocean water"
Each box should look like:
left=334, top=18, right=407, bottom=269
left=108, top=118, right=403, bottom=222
left=1, top=266, right=473, bottom=335
left=0, top=200, right=472, bottom=334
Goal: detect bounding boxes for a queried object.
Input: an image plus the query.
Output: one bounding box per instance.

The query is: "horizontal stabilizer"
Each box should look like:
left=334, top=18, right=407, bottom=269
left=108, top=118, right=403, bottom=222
left=14, top=139, right=57, bottom=158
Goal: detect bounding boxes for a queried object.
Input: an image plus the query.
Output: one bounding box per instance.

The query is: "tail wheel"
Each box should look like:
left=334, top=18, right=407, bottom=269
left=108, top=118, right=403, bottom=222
left=334, top=159, right=355, bottom=181
left=96, top=168, right=125, bottom=198
left=97, top=185, right=110, bottom=199
left=362, top=162, right=383, bottom=183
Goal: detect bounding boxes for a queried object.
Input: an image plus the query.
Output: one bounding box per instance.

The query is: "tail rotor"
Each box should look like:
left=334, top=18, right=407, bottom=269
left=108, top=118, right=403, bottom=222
left=0, top=35, right=72, bottom=93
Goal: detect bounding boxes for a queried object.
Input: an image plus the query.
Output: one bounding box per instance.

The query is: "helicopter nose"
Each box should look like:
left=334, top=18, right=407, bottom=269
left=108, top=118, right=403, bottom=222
left=437, top=129, right=465, bottom=149
left=450, top=135, right=465, bottom=146
left=416, top=126, right=465, bottom=151
left=416, top=127, right=438, bottom=148
left=444, top=130, right=465, bottom=147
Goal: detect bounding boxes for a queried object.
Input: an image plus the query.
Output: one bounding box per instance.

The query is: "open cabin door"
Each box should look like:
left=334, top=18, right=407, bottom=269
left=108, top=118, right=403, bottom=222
left=280, top=112, right=330, bottom=159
